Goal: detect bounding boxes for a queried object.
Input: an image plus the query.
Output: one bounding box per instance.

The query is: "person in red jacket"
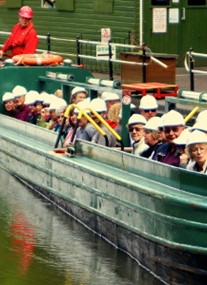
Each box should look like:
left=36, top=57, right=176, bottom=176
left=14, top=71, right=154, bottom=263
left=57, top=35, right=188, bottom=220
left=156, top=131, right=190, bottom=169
left=0, top=6, right=38, bottom=58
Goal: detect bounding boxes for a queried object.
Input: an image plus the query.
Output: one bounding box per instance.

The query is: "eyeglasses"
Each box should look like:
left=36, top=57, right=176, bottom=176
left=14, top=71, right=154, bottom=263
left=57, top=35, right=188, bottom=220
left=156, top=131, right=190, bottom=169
left=158, top=127, right=163, bottom=132
left=164, top=126, right=180, bottom=133
left=143, top=109, right=157, bottom=113
left=129, top=127, right=144, bottom=132
left=57, top=115, right=64, bottom=119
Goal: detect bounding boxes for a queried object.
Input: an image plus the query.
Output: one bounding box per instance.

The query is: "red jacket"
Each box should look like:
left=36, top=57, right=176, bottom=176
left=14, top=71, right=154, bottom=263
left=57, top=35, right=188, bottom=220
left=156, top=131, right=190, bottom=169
left=2, top=22, right=38, bottom=57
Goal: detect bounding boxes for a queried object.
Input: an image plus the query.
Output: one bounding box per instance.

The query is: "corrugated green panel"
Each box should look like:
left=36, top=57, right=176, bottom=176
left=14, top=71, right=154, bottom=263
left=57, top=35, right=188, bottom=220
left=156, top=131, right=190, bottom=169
left=94, top=0, right=113, bottom=13
left=6, top=0, right=22, bottom=8
left=56, top=0, right=74, bottom=11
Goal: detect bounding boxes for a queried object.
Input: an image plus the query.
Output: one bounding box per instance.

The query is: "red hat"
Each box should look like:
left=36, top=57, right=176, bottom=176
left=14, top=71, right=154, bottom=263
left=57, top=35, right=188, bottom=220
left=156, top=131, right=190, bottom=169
left=19, top=6, right=33, bottom=19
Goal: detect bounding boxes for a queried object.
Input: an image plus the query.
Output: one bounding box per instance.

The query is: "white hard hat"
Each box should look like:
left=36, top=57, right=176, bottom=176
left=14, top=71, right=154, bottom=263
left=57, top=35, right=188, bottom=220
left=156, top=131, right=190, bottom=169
left=2, top=92, right=15, bottom=102
left=90, top=98, right=107, bottom=113
left=162, top=110, right=185, bottom=127
left=196, top=110, right=207, bottom=122
left=187, top=130, right=207, bottom=146
left=25, top=91, right=37, bottom=105
left=127, top=114, right=147, bottom=126
left=12, top=85, right=27, bottom=97
left=71, top=86, right=87, bottom=97
left=144, top=116, right=162, bottom=131
left=139, top=95, right=158, bottom=110
left=174, top=128, right=190, bottom=145
left=41, top=92, right=51, bottom=106
left=191, top=120, right=207, bottom=133
left=74, top=99, right=90, bottom=114
left=101, top=91, right=120, bottom=102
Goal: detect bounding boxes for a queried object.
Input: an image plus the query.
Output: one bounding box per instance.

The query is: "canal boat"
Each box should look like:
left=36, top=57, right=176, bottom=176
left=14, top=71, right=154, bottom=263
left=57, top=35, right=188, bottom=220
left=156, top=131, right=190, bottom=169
left=0, top=60, right=207, bottom=285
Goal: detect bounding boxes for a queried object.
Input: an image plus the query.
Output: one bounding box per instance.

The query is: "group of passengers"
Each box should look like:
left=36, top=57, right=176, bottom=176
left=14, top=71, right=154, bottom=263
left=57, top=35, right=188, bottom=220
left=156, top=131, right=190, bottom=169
left=126, top=95, right=207, bottom=173
left=2, top=86, right=207, bottom=173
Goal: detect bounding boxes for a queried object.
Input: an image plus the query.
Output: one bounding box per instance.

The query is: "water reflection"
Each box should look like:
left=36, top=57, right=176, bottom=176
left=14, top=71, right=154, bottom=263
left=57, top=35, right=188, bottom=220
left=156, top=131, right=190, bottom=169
left=0, top=168, right=164, bottom=285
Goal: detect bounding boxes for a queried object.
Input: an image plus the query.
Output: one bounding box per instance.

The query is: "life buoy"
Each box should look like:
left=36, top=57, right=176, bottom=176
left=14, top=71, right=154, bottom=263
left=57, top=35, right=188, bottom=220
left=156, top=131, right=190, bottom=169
left=12, top=53, right=63, bottom=66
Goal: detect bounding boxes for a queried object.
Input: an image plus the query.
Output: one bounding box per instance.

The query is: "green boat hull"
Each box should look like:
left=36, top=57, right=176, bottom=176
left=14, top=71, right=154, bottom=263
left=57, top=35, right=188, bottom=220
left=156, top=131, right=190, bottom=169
left=0, top=115, right=207, bottom=284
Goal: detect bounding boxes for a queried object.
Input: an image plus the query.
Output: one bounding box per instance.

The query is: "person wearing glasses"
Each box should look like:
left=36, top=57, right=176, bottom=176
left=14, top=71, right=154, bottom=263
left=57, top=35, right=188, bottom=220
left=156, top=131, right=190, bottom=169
left=152, top=110, right=185, bottom=166
left=127, top=114, right=149, bottom=155
left=186, top=130, right=207, bottom=173
left=0, top=6, right=38, bottom=58
left=140, top=116, right=163, bottom=159
left=139, top=95, right=158, bottom=121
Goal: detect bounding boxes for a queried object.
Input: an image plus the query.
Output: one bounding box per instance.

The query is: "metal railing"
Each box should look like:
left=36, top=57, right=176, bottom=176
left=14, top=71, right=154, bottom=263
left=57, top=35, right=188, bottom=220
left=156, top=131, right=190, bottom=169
left=0, top=31, right=166, bottom=79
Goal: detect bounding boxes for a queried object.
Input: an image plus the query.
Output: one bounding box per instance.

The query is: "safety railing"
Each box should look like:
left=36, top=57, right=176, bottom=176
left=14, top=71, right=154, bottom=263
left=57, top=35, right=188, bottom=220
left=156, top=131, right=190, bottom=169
left=0, top=31, right=167, bottom=79
left=184, top=49, right=207, bottom=91
left=55, top=103, right=124, bottom=150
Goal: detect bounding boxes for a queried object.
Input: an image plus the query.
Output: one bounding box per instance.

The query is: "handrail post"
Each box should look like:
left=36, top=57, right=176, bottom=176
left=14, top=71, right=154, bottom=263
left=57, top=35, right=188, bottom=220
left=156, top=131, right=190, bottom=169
left=108, top=40, right=114, bottom=81
left=189, top=48, right=194, bottom=91
left=76, top=36, right=81, bottom=65
left=142, top=43, right=147, bottom=83
left=47, top=33, right=51, bottom=53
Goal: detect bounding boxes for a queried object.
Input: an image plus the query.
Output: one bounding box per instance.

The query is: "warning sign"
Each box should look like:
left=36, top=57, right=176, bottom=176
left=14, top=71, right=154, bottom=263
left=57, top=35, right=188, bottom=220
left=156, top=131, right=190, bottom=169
left=101, top=28, right=111, bottom=43
left=122, top=95, right=132, bottom=105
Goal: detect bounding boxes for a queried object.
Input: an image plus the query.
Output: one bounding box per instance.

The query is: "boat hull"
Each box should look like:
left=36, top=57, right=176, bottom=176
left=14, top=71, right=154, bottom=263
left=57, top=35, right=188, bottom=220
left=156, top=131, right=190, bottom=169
left=0, top=115, right=207, bottom=284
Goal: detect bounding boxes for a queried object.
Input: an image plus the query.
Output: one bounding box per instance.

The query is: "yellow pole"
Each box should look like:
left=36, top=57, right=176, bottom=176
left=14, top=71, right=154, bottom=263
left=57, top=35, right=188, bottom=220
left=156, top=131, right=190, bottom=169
left=184, top=106, right=200, bottom=124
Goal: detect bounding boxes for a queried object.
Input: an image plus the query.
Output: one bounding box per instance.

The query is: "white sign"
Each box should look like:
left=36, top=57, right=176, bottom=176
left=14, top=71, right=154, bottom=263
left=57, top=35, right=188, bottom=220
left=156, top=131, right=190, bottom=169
left=169, top=8, right=179, bottom=24
left=101, top=28, right=111, bottom=43
left=96, top=44, right=116, bottom=60
left=153, top=8, right=167, bottom=33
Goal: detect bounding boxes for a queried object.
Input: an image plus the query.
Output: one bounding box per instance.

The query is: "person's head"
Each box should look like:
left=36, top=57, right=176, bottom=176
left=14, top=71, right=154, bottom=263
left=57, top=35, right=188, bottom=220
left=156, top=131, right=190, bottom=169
left=2, top=92, right=16, bottom=112
left=162, top=110, right=185, bottom=143
left=107, top=102, right=122, bottom=123
left=144, top=117, right=161, bottom=146
left=139, top=95, right=158, bottom=121
left=18, top=6, right=33, bottom=28
left=56, top=111, right=64, bottom=126
left=90, top=98, right=107, bottom=125
left=68, top=108, right=77, bottom=128
left=186, top=130, right=207, bottom=167
left=74, top=99, right=90, bottom=128
left=12, top=85, right=27, bottom=107
left=101, top=92, right=120, bottom=113
left=191, top=120, right=207, bottom=134
left=71, top=87, right=87, bottom=104
left=173, top=128, right=191, bottom=155
left=127, top=114, right=147, bottom=142
left=25, top=91, right=37, bottom=113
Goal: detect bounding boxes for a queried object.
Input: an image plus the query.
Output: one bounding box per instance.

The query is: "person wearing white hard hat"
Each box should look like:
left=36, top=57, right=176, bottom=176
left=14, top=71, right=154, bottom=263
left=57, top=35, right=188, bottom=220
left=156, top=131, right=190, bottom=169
left=70, top=86, right=87, bottom=104
left=25, top=90, right=39, bottom=124
left=47, top=97, right=67, bottom=130
left=152, top=110, right=185, bottom=166
left=12, top=85, right=30, bottom=121
left=191, top=120, right=207, bottom=134
left=74, top=99, right=97, bottom=142
left=127, top=114, right=148, bottom=155
left=101, top=91, right=120, bottom=113
left=139, top=95, right=158, bottom=121
left=2, top=92, right=17, bottom=117
left=90, top=98, right=117, bottom=147
left=195, top=110, right=207, bottom=123
left=173, top=128, right=191, bottom=168
left=0, top=6, right=38, bottom=59
left=186, top=130, right=207, bottom=173
left=140, top=117, right=163, bottom=158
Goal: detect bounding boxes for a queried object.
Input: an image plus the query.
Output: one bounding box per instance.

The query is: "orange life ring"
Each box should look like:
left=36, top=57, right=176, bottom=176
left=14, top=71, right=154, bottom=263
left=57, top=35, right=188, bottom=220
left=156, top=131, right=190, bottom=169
left=12, top=53, right=63, bottom=66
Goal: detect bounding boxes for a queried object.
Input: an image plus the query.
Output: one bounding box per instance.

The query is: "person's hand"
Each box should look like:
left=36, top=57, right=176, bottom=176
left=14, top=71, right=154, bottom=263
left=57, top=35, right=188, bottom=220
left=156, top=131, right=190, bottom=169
left=0, top=50, right=3, bottom=59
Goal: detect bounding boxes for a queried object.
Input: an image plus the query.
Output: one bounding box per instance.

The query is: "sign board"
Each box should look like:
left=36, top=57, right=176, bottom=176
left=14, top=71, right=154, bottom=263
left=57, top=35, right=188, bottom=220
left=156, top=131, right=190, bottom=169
left=101, top=28, right=111, bottom=43
left=153, top=8, right=167, bottom=33
left=96, top=44, right=116, bottom=60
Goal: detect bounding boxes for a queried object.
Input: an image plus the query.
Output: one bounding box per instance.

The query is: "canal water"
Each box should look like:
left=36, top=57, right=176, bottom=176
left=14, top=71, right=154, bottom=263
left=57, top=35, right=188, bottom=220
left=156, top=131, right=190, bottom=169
left=0, top=167, right=164, bottom=285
